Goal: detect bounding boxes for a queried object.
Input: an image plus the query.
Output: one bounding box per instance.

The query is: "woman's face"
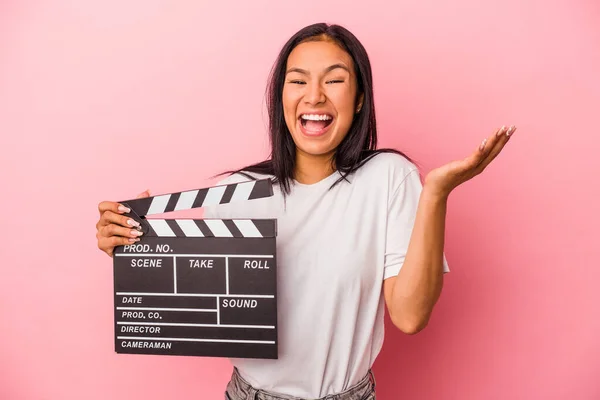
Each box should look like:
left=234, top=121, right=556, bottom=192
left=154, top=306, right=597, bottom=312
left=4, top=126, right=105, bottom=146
left=282, top=39, right=363, bottom=160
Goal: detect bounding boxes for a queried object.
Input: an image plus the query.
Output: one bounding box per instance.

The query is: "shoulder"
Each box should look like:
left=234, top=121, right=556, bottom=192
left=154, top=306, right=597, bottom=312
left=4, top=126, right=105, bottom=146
left=354, top=151, right=421, bottom=189
left=362, top=151, right=417, bottom=170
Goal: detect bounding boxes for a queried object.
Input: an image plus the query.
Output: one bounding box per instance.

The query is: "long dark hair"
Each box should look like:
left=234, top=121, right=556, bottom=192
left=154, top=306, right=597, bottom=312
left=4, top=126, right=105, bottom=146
left=226, top=22, right=412, bottom=194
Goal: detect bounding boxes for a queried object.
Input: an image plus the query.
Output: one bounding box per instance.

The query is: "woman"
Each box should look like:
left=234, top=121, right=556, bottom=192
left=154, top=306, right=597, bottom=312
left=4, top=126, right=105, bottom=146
left=96, top=23, right=515, bottom=400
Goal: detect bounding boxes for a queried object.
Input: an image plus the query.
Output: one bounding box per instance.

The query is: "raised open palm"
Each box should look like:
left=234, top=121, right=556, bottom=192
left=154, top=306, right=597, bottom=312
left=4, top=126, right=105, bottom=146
left=424, top=125, right=517, bottom=197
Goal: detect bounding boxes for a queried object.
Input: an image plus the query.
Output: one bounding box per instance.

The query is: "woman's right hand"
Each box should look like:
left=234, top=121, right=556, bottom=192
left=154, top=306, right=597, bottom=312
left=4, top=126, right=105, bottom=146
left=96, top=190, right=150, bottom=257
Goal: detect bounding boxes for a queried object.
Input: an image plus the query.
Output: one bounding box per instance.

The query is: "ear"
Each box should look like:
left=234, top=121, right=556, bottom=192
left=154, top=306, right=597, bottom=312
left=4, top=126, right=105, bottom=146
left=356, top=93, right=364, bottom=113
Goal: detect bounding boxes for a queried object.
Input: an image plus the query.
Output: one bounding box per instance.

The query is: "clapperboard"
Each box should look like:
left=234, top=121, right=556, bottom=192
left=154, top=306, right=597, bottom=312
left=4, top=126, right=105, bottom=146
left=112, top=178, right=278, bottom=359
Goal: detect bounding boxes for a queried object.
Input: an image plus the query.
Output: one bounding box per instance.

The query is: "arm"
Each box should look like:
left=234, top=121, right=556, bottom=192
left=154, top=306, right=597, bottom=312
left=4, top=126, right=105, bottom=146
left=383, top=186, right=447, bottom=334
left=384, top=125, right=516, bottom=334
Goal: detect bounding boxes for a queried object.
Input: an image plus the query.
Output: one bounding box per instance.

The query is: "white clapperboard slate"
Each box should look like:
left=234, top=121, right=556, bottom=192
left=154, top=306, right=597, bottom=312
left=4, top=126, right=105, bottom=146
left=112, top=178, right=278, bottom=359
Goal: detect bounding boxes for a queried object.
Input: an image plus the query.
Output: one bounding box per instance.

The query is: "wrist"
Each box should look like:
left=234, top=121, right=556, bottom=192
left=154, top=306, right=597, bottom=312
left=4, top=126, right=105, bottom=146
left=422, top=183, right=451, bottom=203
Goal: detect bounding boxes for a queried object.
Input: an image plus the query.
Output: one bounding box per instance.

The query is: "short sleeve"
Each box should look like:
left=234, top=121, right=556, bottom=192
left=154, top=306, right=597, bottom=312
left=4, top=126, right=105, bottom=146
left=383, top=168, right=450, bottom=280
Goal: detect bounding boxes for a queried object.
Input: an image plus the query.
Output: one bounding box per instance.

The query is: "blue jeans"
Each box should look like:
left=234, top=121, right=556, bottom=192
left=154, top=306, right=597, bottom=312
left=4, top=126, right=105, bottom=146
left=225, top=367, right=376, bottom=400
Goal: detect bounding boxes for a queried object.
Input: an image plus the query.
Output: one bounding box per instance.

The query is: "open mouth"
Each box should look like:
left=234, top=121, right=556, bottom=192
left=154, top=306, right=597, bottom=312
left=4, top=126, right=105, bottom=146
left=299, top=113, right=334, bottom=136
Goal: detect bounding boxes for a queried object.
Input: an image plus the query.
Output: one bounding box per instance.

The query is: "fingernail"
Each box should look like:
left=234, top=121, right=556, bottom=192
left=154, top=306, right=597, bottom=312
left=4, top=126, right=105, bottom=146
left=131, top=230, right=143, bottom=236
left=507, top=126, right=516, bottom=136
left=127, top=219, right=140, bottom=227
left=497, top=126, right=506, bottom=137
left=118, top=205, right=130, bottom=213
left=128, top=238, right=140, bottom=243
left=479, top=138, right=487, bottom=151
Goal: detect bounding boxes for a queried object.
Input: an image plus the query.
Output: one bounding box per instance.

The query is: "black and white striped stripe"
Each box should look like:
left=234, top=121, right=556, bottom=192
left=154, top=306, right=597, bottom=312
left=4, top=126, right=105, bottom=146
left=145, top=219, right=276, bottom=238
left=123, top=179, right=272, bottom=217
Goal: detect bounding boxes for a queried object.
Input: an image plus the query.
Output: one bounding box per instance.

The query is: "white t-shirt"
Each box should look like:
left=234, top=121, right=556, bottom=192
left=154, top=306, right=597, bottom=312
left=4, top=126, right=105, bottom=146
left=203, top=152, right=450, bottom=398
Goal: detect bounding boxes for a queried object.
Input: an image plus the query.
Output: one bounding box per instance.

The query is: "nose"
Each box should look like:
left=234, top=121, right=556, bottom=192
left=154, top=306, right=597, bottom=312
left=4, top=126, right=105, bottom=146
left=303, top=81, right=326, bottom=105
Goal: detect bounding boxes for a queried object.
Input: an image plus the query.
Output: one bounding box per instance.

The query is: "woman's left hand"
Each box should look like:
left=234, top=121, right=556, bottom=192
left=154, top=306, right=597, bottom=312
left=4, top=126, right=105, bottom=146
left=424, top=125, right=517, bottom=198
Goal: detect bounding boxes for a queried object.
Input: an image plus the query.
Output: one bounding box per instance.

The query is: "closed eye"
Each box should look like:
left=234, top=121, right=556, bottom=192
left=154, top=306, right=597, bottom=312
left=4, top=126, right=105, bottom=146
left=287, top=80, right=344, bottom=85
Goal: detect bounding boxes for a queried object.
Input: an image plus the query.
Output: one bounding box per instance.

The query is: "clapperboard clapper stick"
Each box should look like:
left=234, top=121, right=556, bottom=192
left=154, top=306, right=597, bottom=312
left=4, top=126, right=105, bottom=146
left=112, top=178, right=278, bottom=359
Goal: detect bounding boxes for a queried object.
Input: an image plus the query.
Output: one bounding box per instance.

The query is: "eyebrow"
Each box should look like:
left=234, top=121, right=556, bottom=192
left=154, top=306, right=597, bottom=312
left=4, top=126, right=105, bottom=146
left=286, top=63, right=350, bottom=75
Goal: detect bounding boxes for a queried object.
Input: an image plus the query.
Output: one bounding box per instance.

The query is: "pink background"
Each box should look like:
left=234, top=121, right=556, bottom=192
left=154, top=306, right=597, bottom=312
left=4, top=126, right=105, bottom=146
left=1, top=1, right=599, bottom=399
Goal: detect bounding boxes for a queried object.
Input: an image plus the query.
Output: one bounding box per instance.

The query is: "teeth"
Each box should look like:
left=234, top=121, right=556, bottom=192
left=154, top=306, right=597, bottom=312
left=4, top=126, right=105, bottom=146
left=301, top=114, right=332, bottom=121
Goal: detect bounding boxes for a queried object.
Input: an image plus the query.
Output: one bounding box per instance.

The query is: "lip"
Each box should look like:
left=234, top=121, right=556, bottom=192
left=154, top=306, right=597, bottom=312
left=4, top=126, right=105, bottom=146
left=297, top=113, right=335, bottom=137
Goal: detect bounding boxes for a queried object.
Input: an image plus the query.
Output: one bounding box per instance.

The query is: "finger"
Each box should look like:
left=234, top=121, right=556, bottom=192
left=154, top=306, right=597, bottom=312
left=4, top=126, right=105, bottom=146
left=97, top=210, right=141, bottom=230
left=478, top=126, right=513, bottom=159
left=480, top=125, right=506, bottom=151
left=99, top=223, right=144, bottom=240
left=498, top=124, right=517, bottom=138
left=460, top=126, right=510, bottom=177
left=99, top=188, right=150, bottom=216
left=484, top=125, right=515, bottom=160
left=97, top=235, right=140, bottom=257
left=98, top=200, right=130, bottom=217
left=463, top=127, right=503, bottom=169
left=476, top=125, right=516, bottom=171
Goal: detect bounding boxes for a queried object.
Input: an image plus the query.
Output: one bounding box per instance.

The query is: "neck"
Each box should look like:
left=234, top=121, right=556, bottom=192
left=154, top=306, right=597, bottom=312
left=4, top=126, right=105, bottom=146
left=294, top=150, right=335, bottom=184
